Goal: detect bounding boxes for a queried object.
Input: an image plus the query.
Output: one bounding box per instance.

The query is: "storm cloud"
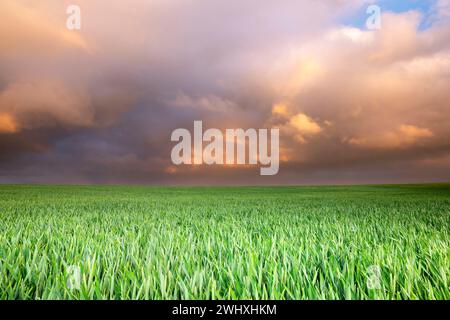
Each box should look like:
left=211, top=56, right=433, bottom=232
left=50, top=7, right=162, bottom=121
left=1, top=0, right=450, bottom=184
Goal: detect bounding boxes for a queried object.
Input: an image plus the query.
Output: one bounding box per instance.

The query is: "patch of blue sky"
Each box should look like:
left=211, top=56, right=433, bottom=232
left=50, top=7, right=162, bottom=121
left=340, top=0, right=437, bottom=31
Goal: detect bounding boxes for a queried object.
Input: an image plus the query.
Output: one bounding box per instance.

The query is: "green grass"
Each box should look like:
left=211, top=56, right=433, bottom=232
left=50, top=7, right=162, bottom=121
left=0, top=184, right=448, bottom=300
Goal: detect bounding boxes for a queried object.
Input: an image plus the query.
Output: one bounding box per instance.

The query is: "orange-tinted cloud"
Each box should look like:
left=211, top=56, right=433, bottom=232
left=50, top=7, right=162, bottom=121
left=0, top=81, right=94, bottom=131
left=349, top=125, right=434, bottom=149
left=263, top=10, right=450, bottom=169
left=0, top=1, right=90, bottom=56
left=0, top=1, right=449, bottom=184
left=0, top=113, right=18, bottom=134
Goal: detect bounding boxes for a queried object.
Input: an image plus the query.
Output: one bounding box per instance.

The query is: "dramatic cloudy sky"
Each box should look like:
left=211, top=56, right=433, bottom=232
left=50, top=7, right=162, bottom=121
left=1, top=0, right=450, bottom=184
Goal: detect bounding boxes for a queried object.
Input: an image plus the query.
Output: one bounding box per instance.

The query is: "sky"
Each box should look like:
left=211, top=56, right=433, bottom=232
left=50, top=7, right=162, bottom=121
left=0, top=0, right=450, bottom=185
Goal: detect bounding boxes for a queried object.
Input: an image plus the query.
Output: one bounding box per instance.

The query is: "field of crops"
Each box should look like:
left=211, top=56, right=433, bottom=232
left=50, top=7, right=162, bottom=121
left=0, top=184, right=448, bottom=300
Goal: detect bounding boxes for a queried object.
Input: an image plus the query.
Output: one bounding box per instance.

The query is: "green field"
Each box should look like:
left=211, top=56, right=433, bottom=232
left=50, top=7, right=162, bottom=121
left=0, top=184, right=448, bottom=300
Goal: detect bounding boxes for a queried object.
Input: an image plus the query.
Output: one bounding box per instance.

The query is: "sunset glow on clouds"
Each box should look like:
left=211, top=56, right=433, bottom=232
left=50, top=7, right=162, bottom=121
left=0, top=0, right=449, bottom=184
